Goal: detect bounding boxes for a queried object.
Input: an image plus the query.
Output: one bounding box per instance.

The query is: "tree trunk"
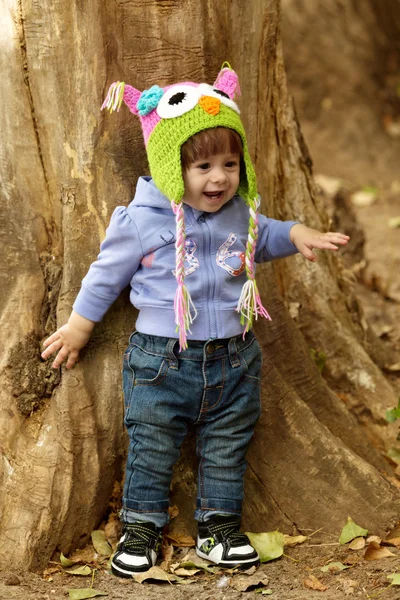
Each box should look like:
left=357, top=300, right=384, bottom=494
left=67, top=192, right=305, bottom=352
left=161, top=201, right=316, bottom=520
left=1, top=0, right=399, bottom=571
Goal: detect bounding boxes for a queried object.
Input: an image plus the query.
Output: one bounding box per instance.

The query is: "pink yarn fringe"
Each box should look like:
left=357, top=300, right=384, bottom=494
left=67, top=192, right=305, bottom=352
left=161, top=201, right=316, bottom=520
left=171, top=201, right=197, bottom=351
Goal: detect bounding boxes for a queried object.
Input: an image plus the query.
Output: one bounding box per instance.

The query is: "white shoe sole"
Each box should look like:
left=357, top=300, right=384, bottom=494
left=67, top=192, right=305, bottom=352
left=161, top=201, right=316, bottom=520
left=195, top=547, right=260, bottom=568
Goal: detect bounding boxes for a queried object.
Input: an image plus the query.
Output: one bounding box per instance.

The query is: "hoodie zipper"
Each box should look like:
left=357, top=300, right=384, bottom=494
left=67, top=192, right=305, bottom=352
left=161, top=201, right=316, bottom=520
left=198, top=214, right=217, bottom=338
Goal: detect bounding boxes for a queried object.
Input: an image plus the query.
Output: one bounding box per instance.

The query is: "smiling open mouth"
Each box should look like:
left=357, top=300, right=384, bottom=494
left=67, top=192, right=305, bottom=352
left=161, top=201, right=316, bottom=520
left=204, top=191, right=224, bottom=200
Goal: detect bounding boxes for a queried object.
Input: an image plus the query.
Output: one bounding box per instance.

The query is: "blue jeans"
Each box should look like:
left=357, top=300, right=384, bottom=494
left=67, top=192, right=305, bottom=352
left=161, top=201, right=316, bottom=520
left=120, top=330, right=262, bottom=528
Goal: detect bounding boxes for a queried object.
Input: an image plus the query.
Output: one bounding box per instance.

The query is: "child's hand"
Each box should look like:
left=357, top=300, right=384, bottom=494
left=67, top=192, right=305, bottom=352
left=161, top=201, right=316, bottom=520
left=289, top=224, right=350, bottom=262
left=41, top=311, right=95, bottom=369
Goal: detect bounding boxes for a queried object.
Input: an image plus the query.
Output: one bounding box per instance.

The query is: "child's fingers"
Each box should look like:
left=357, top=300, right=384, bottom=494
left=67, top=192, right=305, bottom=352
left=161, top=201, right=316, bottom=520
left=313, top=240, right=339, bottom=251
left=301, top=245, right=317, bottom=262
left=52, top=347, right=69, bottom=369
left=41, top=338, right=64, bottom=359
left=42, top=332, right=59, bottom=348
left=322, top=233, right=350, bottom=244
left=66, top=350, right=79, bottom=369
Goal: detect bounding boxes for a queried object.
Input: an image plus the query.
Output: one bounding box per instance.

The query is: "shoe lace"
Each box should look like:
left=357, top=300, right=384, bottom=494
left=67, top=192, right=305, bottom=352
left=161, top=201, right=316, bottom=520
left=123, top=523, right=159, bottom=552
left=207, top=519, right=249, bottom=546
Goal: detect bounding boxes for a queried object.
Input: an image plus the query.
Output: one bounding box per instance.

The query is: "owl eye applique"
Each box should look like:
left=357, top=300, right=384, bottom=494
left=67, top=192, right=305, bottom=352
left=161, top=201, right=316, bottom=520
left=198, top=83, right=240, bottom=114
left=157, top=85, right=201, bottom=118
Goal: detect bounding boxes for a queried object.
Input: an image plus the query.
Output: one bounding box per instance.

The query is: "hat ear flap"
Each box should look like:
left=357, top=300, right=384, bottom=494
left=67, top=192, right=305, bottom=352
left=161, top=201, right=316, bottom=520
left=101, top=82, right=141, bottom=115
left=213, top=67, right=240, bottom=100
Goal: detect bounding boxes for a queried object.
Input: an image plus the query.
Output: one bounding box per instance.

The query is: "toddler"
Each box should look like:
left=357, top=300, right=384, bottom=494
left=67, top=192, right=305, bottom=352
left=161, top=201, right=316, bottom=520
left=42, top=65, right=349, bottom=577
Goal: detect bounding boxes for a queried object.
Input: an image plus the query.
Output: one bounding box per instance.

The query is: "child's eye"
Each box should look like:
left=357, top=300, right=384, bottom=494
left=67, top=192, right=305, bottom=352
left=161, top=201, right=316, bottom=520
left=226, top=161, right=238, bottom=168
left=197, top=163, right=210, bottom=170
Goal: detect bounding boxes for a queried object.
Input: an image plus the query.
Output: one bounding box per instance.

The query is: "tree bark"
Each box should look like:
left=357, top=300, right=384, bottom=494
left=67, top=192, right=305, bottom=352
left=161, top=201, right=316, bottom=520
left=1, top=0, right=399, bottom=571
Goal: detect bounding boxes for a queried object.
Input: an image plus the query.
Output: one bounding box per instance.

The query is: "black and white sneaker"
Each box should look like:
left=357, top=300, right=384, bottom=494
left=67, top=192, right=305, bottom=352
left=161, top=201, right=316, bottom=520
left=196, top=514, right=259, bottom=568
left=111, top=521, right=162, bottom=578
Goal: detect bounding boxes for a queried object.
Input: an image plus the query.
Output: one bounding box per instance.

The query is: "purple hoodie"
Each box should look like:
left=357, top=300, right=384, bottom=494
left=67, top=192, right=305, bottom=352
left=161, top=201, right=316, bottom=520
left=73, top=177, right=298, bottom=340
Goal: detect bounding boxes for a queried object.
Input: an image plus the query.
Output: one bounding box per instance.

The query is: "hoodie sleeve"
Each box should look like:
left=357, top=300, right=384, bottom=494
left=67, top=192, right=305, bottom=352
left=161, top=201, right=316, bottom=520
left=255, top=214, right=299, bottom=263
left=73, top=207, right=143, bottom=322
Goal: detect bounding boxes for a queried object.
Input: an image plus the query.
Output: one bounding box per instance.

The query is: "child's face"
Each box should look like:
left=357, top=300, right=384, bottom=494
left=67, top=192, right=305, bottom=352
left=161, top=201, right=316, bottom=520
left=182, top=152, right=241, bottom=213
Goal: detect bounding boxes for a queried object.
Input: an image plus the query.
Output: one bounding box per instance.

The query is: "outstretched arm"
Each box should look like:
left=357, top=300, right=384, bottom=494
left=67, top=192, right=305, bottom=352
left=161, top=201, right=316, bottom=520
left=289, top=224, right=350, bottom=262
left=41, top=310, right=95, bottom=369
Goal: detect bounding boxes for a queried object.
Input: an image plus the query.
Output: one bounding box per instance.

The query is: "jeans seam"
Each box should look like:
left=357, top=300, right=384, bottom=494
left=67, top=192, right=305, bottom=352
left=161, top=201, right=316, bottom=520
left=134, top=359, right=169, bottom=387
left=123, top=348, right=136, bottom=413
left=201, top=357, right=226, bottom=411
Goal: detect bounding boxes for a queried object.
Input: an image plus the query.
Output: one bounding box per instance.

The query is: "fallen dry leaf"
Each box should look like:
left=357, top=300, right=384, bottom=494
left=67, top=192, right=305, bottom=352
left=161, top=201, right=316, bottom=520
left=304, top=575, right=328, bottom=591
left=160, top=541, right=174, bottom=571
left=91, top=531, right=112, bottom=557
left=349, top=537, right=365, bottom=550
left=386, top=524, right=400, bottom=539
left=133, top=566, right=179, bottom=584
left=283, top=534, right=307, bottom=547
left=229, top=573, right=269, bottom=592
left=243, top=565, right=257, bottom=575
left=104, top=520, right=120, bottom=548
left=366, top=535, right=381, bottom=544
left=165, top=533, right=195, bottom=547
left=176, top=550, right=220, bottom=573
left=69, top=547, right=98, bottom=565
left=43, top=566, right=62, bottom=577
left=364, top=541, right=396, bottom=561
left=385, top=537, right=400, bottom=547
left=64, top=565, right=92, bottom=576
left=320, top=562, right=349, bottom=573
left=168, top=505, right=179, bottom=519
left=173, top=568, right=201, bottom=577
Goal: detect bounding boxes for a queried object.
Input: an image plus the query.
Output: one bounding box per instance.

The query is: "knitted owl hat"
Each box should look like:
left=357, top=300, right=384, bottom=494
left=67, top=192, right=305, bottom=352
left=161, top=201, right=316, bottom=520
left=102, top=63, right=270, bottom=349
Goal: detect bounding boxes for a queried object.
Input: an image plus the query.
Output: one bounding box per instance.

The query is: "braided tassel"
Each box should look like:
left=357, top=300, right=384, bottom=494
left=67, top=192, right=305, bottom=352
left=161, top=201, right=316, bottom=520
left=237, top=196, right=271, bottom=335
left=171, top=201, right=198, bottom=351
left=101, top=82, right=125, bottom=113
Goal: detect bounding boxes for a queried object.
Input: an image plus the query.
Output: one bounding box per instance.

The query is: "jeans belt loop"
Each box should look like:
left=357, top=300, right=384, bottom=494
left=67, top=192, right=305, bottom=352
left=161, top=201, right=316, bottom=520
left=166, top=338, right=179, bottom=370
left=228, top=336, right=240, bottom=368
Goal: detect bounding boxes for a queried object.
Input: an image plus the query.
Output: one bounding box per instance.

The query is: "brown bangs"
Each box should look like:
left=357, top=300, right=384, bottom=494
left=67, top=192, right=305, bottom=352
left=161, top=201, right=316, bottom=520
left=181, top=127, right=243, bottom=170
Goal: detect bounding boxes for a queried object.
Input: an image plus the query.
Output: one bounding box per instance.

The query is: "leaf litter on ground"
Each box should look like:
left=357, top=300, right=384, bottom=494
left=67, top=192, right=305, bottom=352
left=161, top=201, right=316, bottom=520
left=387, top=573, right=400, bottom=585
left=68, top=589, right=107, bottom=600
left=91, top=531, right=112, bottom=557
left=303, top=574, right=328, bottom=591
left=245, top=531, right=284, bottom=562
left=364, top=541, right=396, bottom=561
left=229, top=572, right=270, bottom=592
left=164, top=532, right=195, bottom=547
left=320, top=561, right=349, bottom=573
left=64, top=565, right=92, bottom=576
left=283, top=534, right=307, bottom=547
left=133, top=566, right=189, bottom=584
left=339, top=517, right=368, bottom=544
left=61, top=553, right=76, bottom=568
left=349, top=537, right=366, bottom=550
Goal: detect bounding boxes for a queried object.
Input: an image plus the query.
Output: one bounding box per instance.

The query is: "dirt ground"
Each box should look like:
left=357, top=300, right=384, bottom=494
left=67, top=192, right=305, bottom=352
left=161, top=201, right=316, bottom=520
left=1, top=533, right=400, bottom=600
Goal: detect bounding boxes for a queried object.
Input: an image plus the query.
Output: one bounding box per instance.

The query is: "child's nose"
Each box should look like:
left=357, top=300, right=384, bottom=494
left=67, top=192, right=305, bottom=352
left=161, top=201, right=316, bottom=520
left=210, top=167, right=228, bottom=183
left=199, top=95, right=221, bottom=116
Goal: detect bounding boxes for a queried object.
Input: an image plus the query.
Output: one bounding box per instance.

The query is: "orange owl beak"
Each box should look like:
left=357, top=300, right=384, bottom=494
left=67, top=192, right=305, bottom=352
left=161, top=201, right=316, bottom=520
left=199, top=95, right=221, bottom=116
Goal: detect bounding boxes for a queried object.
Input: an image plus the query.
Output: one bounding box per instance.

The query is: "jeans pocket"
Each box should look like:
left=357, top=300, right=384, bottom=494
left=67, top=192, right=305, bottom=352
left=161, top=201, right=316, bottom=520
left=239, top=338, right=262, bottom=384
left=129, top=345, right=169, bottom=387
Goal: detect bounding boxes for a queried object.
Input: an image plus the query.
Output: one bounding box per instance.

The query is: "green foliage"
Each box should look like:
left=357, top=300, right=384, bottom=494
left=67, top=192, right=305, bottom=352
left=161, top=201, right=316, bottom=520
left=309, top=348, right=326, bottom=373
left=339, top=517, right=368, bottom=545
left=385, top=398, right=400, bottom=423
left=245, top=531, right=284, bottom=563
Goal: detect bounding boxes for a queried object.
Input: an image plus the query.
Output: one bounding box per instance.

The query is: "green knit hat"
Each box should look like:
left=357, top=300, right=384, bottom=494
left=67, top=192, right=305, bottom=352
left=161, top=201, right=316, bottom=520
left=147, top=102, right=257, bottom=203
left=102, top=65, right=270, bottom=349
